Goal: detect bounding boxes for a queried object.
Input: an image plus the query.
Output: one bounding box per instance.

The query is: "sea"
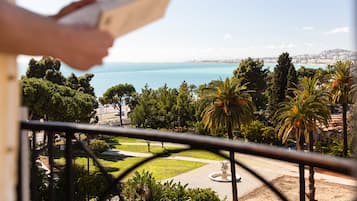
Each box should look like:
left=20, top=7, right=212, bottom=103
left=18, top=62, right=326, bottom=97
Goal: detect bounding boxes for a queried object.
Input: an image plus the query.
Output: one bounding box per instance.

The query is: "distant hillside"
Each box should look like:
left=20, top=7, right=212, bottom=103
left=264, top=49, right=356, bottom=64
left=192, top=49, right=356, bottom=65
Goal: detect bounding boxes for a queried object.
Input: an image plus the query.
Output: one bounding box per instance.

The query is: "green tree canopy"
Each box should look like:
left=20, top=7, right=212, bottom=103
left=22, top=57, right=97, bottom=122
left=175, top=81, right=196, bottom=128
left=157, top=84, right=178, bottom=128
left=66, top=73, right=95, bottom=96
left=233, top=57, right=268, bottom=110
left=130, top=84, right=181, bottom=129
left=330, top=60, right=353, bottom=157
left=268, top=52, right=297, bottom=118
left=275, top=76, right=330, bottom=146
left=22, top=78, right=97, bottom=122
left=100, top=83, right=136, bottom=126
left=201, top=77, right=255, bottom=136
left=132, top=85, right=160, bottom=128
left=26, top=57, right=96, bottom=96
left=241, top=120, right=277, bottom=144
left=26, top=56, right=65, bottom=85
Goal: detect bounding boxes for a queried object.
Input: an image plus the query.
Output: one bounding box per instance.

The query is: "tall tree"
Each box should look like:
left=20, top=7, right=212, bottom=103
left=66, top=73, right=95, bottom=96
left=175, top=81, right=196, bottom=129
left=233, top=57, right=268, bottom=110
left=268, top=52, right=297, bottom=118
left=22, top=78, right=97, bottom=122
left=201, top=77, right=254, bottom=201
left=26, top=56, right=66, bottom=85
left=22, top=57, right=97, bottom=122
left=130, top=84, right=180, bottom=129
left=100, top=83, right=136, bottom=126
left=286, top=64, right=298, bottom=97
left=157, top=84, right=178, bottom=128
left=330, top=61, right=353, bottom=157
left=274, top=76, right=330, bottom=201
left=129, top=85, right=153, bottom=128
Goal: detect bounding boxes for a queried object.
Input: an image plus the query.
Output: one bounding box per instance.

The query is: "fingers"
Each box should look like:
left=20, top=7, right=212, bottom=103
left=71, top=0, right=96, bottom=9
left=53, top=0, right=96, bottom=19
left=101, top=31, right=114, bottom=46
left=56, top=26, right=114, bottom=71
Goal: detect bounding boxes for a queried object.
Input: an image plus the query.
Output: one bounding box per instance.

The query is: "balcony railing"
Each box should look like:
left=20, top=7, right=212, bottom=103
left=19, top=120, right=356, bottom=201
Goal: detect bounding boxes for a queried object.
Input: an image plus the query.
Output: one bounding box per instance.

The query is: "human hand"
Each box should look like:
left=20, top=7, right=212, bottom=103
left=56, top=26, right=114, bottom=70
left=51, top=0, right=95, bottom=20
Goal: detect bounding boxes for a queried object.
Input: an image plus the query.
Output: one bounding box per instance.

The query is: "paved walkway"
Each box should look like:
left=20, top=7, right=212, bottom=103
left=167, top=154, right=356, bottom=200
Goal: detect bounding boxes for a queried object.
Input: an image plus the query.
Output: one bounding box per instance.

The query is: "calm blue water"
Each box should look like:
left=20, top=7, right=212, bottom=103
left=18, top=62, right=326, bottom=96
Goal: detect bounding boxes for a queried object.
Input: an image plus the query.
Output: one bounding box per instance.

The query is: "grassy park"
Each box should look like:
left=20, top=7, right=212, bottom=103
left=112, top=143, right=226, bottom=161
left=55, top=156, right=205, bottom=180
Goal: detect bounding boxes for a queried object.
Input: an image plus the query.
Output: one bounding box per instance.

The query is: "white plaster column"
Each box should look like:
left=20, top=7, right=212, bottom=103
left=0, top=10, right=19, bottom=200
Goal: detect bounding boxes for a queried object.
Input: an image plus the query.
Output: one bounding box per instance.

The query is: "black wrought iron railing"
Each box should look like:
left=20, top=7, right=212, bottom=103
left=19, top=120, right=356, bottom=201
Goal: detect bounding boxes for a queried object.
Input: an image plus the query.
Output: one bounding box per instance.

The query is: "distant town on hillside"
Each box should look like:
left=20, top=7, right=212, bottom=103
left=192, top=49, right=357, bottom=65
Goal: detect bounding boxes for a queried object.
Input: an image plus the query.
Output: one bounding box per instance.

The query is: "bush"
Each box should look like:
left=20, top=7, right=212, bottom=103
left=123, top=171, right=162, bottom=201
left=330, top=143, right=345, bottom=157
left=186, top=188, right=222, bottom=201
left=123, top=171, right=223, bottom=201
left=315, top=140, right=331, bottom=153
left=161, top=180, right=189, bottom=201
left=241, top=120, right=278, bottom=144
left=56, top=165, right=114, bottom=201
left=262, top=126, right=281, bottom=145
left=89, top=139, right=110, bottom=154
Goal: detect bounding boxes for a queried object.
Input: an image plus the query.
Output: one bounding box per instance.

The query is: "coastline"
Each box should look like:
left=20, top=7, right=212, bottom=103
left=17, top=62, right=327, bottom=97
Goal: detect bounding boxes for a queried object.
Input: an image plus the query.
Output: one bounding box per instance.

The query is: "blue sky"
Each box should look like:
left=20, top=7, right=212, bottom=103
left=17, top=0, right=355, bottom=62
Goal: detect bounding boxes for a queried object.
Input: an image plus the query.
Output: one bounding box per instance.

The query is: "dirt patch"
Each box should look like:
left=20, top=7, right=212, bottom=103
left=240, top=175, right=356, bottom=201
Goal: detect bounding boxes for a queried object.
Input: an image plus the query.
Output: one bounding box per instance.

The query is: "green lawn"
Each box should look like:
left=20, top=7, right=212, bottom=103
left=172, top=150, right=226, bottom=161
left=109, top=136, right=143, bottom=143
left=113, top=144, right=170, bottom=153
left=113, top=144, right=225, bottom=160
left=55, top=156, right=204, bottom=180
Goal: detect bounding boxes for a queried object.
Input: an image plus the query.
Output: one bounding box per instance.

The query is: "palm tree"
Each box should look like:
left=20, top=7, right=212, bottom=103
left=330, top=61, right=353, bottom=157
left=275, top=76, right=330, bottom=201
left=350, top=69, right=357, bottom=154
left=201, top=77, right=254, bottom=201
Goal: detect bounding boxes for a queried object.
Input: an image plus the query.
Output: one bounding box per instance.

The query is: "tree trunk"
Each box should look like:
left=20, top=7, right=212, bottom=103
left=298, top=133, right=306, bottom=201
left=308, top=131, right=315, bottom=201
left=43, top=115, right=48, bottom=145
left=227, top=123, right=238, bottom=201
left=342, top=103, right=348, bottom=157
left=119, top=103, right=123, bottom=126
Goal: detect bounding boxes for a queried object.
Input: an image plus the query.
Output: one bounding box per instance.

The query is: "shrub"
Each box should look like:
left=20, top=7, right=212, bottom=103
left=186, top=188, right=222, bottom=201
left=161, top=180, right=189, bottom=201
left=241, top=120, right=265, bottom=142
left=331, top=144, right=343, bottom=157
left=241, top=120, right=278, bottom=144
left=261, top=126, right=280, bottom=145
left=89, top=139, right=110, bottom=154
left=123, top=171, right=223, bottom=201
left=56, top=165, right=114, bottom=201
left=123, top=171, right=162, bottom=201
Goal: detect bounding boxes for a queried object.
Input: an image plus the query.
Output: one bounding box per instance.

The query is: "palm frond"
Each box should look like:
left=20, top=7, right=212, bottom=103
left=201, top=77, right=255, bottom=132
